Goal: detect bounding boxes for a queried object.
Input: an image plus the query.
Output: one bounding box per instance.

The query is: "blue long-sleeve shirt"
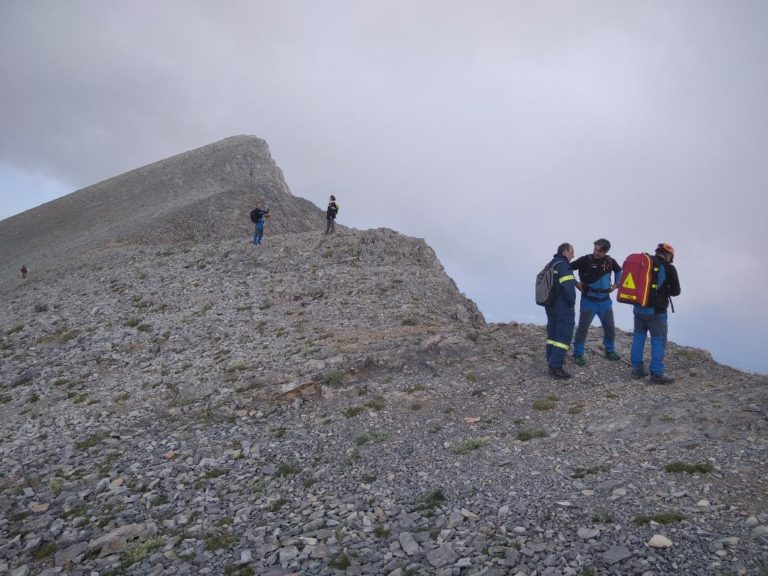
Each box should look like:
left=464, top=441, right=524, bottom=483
left=570, top=254, right=622, bottom=299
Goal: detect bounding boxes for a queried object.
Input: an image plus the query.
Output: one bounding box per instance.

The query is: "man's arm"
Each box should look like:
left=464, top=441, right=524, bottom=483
left=665, top=264, right=681, bottom=297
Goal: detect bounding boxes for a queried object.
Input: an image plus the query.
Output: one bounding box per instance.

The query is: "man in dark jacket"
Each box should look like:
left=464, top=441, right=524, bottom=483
left=570, top=238, right=622, bottom=366
left=325, top=195, right=339, bottom=234
left=545, top=243, right=577, bottom=379
left=630, top=243, right=681, bottom=384
left=251, top=201, right=270, bottom=245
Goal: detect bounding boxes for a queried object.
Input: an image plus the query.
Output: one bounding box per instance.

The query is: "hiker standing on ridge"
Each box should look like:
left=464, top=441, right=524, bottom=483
left=325, top=195, right=339, bottom=234
left=250, top=201, right=270, bottom=245
left=545, top=243, right=577, bottom=379
left=570, top=239, right=623, bottom=366
left=630, top=243, right=681, bottom=384
left=20, top=264, right=28, bottom=279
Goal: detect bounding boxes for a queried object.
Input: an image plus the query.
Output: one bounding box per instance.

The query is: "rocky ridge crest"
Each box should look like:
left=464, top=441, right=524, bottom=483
left=0, top=138, right=766, bottom=575
left=0, top=135, right=322, bottom=283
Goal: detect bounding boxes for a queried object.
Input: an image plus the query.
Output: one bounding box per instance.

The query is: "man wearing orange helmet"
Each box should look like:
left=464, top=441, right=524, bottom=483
left=630, top=243, right=681, bottom=384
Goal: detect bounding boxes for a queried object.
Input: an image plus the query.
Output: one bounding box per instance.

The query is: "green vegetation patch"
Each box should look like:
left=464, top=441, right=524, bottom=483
left=204, top=532, right=238, bottom=551
left=633, top=512, right=687, bottom=525
left=33, top=542, right=57, bottom=560
left=532, top=398, right=558, bottom=411
left=48, top=477, right=64, bottom=495
left=354, top=431, right=390, bottom=446
left=277, top=463, right=300, bottom=476
left=321, top=369, right=345, bottom=387
left=224, top=565, right=254, bottom=576
left=124, top=536, right=165, bottom=565
left=76, top=432, right=107, bottom=450
left=664, top=461, right=714, bottom=474
left=343, top=405, right=365, bottom=418
left=517, top=429, right=549, bottom=442
left=572, top=465, right=609, bottom=479
left=450, top=438, right=489, bottom=454
left=592, top=510, right=614, bottom=524
left=364, top=395, right=385, bottom=411
left=329, top=553, right=352, bottom=570
left=416, top=489, right=446, bottom=512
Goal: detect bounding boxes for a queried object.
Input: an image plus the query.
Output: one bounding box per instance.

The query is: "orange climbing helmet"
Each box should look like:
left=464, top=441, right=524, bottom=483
left=656, top=243, right=675, bottom=262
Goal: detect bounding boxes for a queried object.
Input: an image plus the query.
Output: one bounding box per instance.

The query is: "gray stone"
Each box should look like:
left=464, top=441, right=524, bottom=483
left=398, top=532, right=421, bottom=556
left=54, top=542, right=88, bottom=567
left=602, top=545, right=631, bottom=565
left=426, top=545, right=458, bottom=568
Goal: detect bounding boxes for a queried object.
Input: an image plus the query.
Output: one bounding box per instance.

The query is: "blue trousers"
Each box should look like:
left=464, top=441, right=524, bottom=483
left=573, top=298, right=615, bottom=356
left=253, top=222, right=265, bottom=244
left=631, top=313, right=668, bottom=376
left=546, top=301, right=575, bottom=369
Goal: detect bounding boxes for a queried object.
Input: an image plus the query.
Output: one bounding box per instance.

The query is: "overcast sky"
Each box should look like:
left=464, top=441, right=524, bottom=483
left=1, top=1, right=766, bottom=373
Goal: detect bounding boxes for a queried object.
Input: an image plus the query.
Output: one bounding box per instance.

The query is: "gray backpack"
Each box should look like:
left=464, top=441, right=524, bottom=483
left=535, top=262, right=558, bottom=306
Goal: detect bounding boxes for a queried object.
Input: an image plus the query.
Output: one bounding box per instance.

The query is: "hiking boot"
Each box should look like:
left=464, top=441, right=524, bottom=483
left=650, top=374, right=675, bottom=385
left=631, top=368, right=648, bottom=379
left=572, top=355, right=586, bottom=367
left=605, top=351, right=621, bottom=361
left=549, top=367, right=572, bottom=380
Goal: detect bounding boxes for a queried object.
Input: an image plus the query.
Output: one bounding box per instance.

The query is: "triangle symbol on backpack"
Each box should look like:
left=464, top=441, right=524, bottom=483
left=622, top=273, right=636, bottom=290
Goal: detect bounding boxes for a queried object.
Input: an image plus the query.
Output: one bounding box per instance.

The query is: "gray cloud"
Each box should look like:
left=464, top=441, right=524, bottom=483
left=1, top=0, right=767, bottom=371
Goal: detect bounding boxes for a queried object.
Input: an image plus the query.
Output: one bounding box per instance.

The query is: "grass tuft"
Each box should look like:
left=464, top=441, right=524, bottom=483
left=450, top=438, right=489, bottom=454
left=354, top=431, right=390, bottom=446
left=633, top=511, right=686, bottom=525
left=516, top=429, right=548, bottom=442
left=664, top=461, right=714, bottom=474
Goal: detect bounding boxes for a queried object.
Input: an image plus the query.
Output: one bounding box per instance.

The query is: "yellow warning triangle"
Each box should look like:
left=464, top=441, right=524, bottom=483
left=622, top=273, right=636, bottom=290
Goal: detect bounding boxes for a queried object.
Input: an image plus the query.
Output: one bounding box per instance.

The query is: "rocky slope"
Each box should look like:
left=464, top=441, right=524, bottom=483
left=1, top=136, right=766, bottom=576
left=1, top=228, right=766, bottom=576
left=0, top=135, right=323, bottom=283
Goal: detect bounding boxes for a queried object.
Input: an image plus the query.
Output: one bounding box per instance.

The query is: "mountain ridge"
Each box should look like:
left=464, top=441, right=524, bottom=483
left=0, top=137, right=766, bottom=575
left=0, top=135, right=323, bottom=284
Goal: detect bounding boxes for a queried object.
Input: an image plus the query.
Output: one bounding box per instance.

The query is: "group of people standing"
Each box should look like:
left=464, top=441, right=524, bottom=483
left=544, top=239, right=681, bottom=383
left=250, top=195, right=339, bottom=246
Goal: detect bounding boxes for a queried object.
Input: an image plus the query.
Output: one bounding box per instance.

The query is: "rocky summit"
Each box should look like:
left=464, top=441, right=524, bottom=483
left=1, top=138, right=767, bottom=576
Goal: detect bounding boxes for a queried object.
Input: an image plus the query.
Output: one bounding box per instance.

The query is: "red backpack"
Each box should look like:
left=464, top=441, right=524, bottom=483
left=616, top=253, right=659, bottom=307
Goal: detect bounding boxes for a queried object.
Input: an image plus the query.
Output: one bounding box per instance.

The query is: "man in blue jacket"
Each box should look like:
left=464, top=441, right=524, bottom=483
left=545, top=243, right=577, bottom=379
left=631, top=243, right=681, bottom=384
left=570, top=238, right=623, bottom=366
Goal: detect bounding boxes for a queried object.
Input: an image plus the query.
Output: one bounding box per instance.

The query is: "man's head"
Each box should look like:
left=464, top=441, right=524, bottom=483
left=655, top=242, right=675, bottom=263
left=593, top=238, right=611, bottom=257
left=557, top=243, right=574, bottom=262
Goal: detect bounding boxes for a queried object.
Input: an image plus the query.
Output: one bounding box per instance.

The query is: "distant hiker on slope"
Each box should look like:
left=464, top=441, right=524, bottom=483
left=543, top=243, right=577, bottom=379
left=570, top=238, right=623, bottom=366
left=629, top=243, right=681, bottom=384
left=325, top=195, right=339, bottom=234
left=250, top=201, right=270, bottom=245
left=20, top=264, right=28, bottom=279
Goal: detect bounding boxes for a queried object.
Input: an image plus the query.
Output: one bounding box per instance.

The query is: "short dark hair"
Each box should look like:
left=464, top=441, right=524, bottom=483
left=557, top=243, right=572, bottom=256
left=594, top=238, right=611, bottom=253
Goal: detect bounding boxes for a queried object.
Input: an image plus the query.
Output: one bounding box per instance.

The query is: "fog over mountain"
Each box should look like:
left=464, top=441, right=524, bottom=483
left=1, top=1, right=767, bottom=373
